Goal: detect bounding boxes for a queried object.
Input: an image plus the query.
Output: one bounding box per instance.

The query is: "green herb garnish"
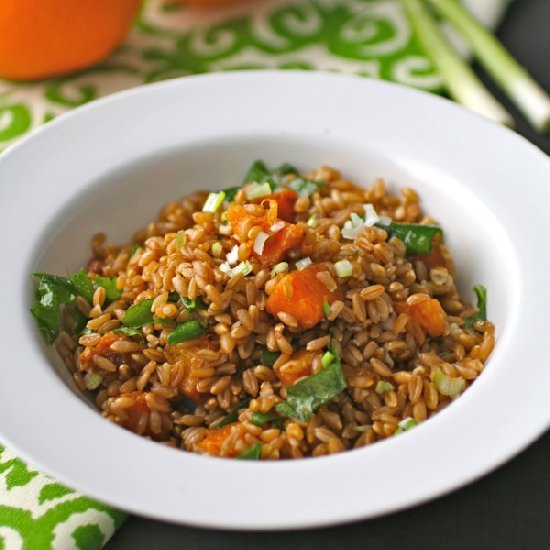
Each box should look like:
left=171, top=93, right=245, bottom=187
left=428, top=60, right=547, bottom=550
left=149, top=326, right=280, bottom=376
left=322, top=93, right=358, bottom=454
left=323, top=300, right=332, bottom=317
left=463, top=285, right=487, bottom=329
left=121, top=299, right=155, bottom=328
left=222, top=187, right=241, bottom=202
left=261, top=348, right=280, bottom=367
left=215, top=399, right=251, bottom=428
left=251, top=411, right=284, bottom=428
left=376, top=221, right=443, bottom=255
left=31, top=270, right=121, bottom=343
left=236, top=442, right=262, bottom=460
left=167, top=320, right=206, bottom=345
left=130, top=243, right=141, bottom=256
left=31, top=273, right=76, bottom=343
left=375, top=380, right=394, bottom=395
left=275, top=342, right=347, bottom=421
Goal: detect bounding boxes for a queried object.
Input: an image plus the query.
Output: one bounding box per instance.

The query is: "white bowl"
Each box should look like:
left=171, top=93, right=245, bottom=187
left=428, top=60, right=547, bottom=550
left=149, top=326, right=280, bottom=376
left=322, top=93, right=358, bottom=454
left=0, top=71, right=548, bottom=529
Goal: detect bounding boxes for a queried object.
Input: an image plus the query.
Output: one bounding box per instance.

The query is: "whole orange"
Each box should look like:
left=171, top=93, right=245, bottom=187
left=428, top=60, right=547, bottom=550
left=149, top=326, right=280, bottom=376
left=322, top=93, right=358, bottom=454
left=0, top=0, right=141, bottom=81
left=180, top=0, right=248, bottom=6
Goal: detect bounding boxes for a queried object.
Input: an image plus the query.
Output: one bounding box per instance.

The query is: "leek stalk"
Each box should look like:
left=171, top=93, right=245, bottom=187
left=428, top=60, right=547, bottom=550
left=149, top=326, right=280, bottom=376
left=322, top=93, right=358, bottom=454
left=428, top=0, right=550, bottom=133
left=401, top=0, right=514, bottom=127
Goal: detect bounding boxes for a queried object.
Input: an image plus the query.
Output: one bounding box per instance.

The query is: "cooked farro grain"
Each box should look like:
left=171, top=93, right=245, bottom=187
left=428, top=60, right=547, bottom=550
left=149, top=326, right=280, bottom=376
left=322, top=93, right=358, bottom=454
left=31, top=160, right=495, bottom=460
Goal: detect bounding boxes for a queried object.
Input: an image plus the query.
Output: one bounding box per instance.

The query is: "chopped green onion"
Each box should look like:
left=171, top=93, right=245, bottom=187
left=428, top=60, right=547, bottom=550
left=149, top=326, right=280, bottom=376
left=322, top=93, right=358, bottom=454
left=354, top=425, right=373, bottom=433
left=269, top=221, right=285, bottom=234
left=211, top=242, right=222, bottom=257
left=287, top=177, right=324, bottom=197
left=375, top=380, right=394, bottom=395
left=130, top=243, right=141, bottom=256
left=295, top=257, right=312, bottom=271
left=113, top=326, right=144, bottom=341
left=253, top=231, right=270, bottom=255
left=334, top=260, right=352, bottom=278
left=245, top=181, right=272, bottom=200
left=321, top=351, right=334, bottom=368
left=202, top=191, right=226, bottom=213
left=226, top=244, right=239, bottom=266
left=220, top=212, right=228, bottom=222
left=261, top=348, right=280, bottom=367
left=251, top=411, right=283, bottom=428
left=307, top=214, right=318, bottom=228
left=220, top=260, right=253, bottom=279
left=401, top=0, right=514, bottom=127
left=395, top=417, right=419, bottom=434
left=270, top=262, right=289, bottom=277
left=181, top=297, right=206, bottom=311
left=175, top=230, right=186, bottom=251
left=167, top=320, right=207, bottom=345
left=464, top=285, right=487, bottom=329
left=363, top=204, right=380, bottom=227
left=323, top=300, right=332, bottom=317
left=236, top=442, right=262, bottom=460
left=433, top=369, right=466, bottom=398
left=84, top=373, right=103, bottom=391
left=427, top=0, right=550, bottom=132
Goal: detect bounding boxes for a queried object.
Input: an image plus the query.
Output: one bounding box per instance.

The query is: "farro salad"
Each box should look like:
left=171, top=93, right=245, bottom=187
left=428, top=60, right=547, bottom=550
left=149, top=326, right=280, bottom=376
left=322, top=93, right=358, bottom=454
left=31, top=161, right=494, bottom=460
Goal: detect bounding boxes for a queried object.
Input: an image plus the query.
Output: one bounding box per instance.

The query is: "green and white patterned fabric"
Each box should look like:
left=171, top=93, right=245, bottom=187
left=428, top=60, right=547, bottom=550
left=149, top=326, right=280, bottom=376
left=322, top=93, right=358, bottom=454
left=0, top=0, right=510, bottom=547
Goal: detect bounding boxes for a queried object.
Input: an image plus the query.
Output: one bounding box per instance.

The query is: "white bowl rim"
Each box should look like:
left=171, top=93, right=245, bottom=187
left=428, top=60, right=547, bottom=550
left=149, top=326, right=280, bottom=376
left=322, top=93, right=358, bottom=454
left=0, top=70, right=549, bottom=530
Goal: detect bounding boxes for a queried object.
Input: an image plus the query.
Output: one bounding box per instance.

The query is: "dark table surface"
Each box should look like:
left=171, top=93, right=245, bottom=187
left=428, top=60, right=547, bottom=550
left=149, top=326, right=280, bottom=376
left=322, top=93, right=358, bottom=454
left=108, top=1, right=550, bottom=548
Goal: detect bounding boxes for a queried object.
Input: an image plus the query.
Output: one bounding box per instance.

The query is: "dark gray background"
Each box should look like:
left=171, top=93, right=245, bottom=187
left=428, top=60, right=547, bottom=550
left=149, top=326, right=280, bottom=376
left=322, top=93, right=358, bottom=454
left=108, top=0, right=550, bottom=547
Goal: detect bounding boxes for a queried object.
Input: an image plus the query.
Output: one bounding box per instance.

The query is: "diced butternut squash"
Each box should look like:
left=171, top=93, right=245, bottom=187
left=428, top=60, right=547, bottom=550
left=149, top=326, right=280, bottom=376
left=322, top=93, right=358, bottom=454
left=408, top=298, right=447, bottom=337
left=226, top=199, right=303, bottom=267
left=266, top=264, right=343, bottom=329
left=259, top=189, right=298, bottom=223
left=79, top=332, right=125, bottom=368
left=274, top=350, right=320, bottom=386
left=198, top=423, right=247, bottom=457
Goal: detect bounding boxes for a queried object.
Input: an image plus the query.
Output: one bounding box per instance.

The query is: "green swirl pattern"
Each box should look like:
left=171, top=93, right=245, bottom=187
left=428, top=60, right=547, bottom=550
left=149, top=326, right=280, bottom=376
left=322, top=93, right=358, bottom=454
left=0, top=0, right=509, bottom=547
left=0, top=446, right=125, bottom=549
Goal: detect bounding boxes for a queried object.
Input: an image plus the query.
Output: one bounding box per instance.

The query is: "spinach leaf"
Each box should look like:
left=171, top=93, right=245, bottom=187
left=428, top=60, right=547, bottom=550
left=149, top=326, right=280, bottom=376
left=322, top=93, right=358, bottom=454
left=376, top=222, right=442, bottom=255
left=167, top=320, right=207, bottom=345
left=68, top=268, right=120, bottom=302
left=222, top=187, right=241, bottom=202
left=236, top=442, right=262, bottom=460
left=251, top=411, right=284, bottom=428
left=121, top=299, right=155, bottom=328
left=31, top=273, right=76, bottom=344
left=275, top=342, right=347, bottom=421
left=261, top=348, right=280, bottom=367
left=243, top=160, right=271, bottom=184
left=215, top=399, right=251, bottom=428
left=275, top=163, right=298, bottom=176
left=463, top=285, right=487, bottom=329
left=68, top=268, right=95, bottom=302
left=172, top=396, right=198, bottom=413
left=94, top=276, right=122, bottom=301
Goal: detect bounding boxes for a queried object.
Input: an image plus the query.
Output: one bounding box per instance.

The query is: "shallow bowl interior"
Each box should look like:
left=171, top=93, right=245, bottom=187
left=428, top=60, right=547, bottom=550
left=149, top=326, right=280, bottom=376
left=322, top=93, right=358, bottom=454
left=1, top=71, right=548, bottom=529
left=34, top=135, right=516, bottom=398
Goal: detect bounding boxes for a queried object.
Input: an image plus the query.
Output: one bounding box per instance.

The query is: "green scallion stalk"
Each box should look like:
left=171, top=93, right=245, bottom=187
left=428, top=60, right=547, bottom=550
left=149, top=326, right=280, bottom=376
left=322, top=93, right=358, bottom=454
left=401, top=0, right=514, bottom=127
left=427, top=0, right=550, bottom=133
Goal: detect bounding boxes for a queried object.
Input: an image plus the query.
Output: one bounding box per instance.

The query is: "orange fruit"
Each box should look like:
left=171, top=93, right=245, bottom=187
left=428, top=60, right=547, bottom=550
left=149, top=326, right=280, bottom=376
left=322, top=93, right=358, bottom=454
left=0, top=0, right=141, bottom=81
left=180, top=0, right=247, bottom=6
